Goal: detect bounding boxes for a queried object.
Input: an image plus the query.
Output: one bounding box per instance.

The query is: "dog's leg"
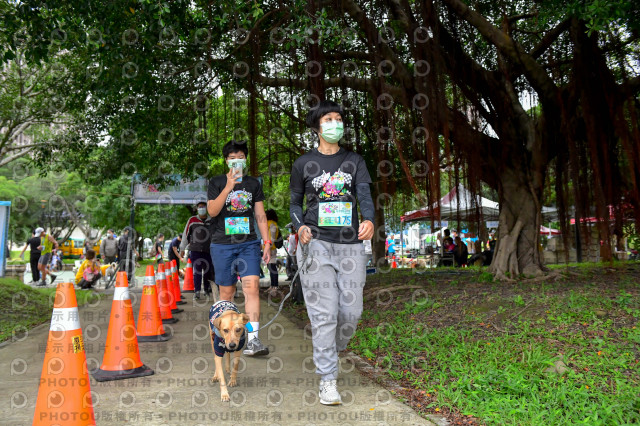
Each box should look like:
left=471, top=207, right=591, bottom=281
left=228, top=351, right=241, bottom=387
left=225, top=351, right=231, bottom=374
left=214, top=355, right=230, bottom=401
left=210, top=334, right=222, bottom=382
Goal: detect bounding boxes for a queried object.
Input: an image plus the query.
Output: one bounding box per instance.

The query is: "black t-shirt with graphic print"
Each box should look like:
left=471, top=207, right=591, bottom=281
left=208, top=175, right=265, bottom=245
left=290, top=147, right=372, bottom=244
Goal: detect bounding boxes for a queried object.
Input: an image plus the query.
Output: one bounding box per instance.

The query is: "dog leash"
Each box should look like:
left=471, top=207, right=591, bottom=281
left=249, top=241, right=312, bottom=333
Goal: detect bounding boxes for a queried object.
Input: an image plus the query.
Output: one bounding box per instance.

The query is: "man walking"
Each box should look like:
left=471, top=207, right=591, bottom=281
left=154, top=234, right=165, bottom=264
left=35, top=227, right=58, bottom=286
left=207, top=140, right=271, bottom=356
left=19, top=230, right=41, bottom=284
left=168, top=234, right=183, bottom=269
left=100, top=229, right=118, bottom=263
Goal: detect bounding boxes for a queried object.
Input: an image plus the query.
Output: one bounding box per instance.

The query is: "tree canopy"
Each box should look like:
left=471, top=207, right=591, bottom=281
left=1, top=0, right=638, bottom=277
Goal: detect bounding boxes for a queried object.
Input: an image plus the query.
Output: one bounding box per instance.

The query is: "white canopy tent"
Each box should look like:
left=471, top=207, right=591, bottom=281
left=401, top=184, right=557, bottom=223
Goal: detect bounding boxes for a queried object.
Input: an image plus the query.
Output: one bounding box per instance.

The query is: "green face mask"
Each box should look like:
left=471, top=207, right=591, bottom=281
left=320, top=121, right=344, bottom=144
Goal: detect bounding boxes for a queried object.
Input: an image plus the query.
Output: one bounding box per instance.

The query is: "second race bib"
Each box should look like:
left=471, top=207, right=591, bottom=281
left=318, top=202, right=352, bottom=227
left=225, top=217, right=250, bottom=235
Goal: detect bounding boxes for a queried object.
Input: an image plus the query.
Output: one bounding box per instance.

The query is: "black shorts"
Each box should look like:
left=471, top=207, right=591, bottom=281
left=38, top=253, right=52, bottom=266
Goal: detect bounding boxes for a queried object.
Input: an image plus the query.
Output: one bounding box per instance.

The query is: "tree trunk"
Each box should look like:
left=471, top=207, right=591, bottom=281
left=490, top=168, right=545, bottom=279
left=371, top=183, right=387, bottom=266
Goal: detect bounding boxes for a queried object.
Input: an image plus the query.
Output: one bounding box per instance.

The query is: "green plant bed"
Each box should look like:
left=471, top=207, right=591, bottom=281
left=0, top=278, right=102, bottom=343
left=282, top=265, right=640, bottom=425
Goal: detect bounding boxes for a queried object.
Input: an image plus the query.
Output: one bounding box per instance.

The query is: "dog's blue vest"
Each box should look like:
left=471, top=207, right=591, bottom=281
left=209, top=301, right=246, bottom=357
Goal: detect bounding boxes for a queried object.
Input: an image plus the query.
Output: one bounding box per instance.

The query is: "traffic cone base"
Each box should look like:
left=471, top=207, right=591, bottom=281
left=171, top=307, right=184, bottom=314
left=162, top=317, right=179, bottom=324
left=137, top=331, right=172, bottom=342
left=91, top=364, right=154, bottom=382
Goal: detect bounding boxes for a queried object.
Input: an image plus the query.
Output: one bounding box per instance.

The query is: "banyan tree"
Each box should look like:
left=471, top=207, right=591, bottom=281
left=6, top=0, right=639, bottom=279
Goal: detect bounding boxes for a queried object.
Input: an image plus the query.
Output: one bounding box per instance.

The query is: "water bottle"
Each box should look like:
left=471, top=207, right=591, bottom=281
left=233, top=163, right=243, bottom=183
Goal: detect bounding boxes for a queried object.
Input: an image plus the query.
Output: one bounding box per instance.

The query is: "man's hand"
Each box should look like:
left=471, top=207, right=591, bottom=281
left=358, top=220, right=374, bottom=240
left=262, top=244, right=271, bottom=263
left=224, top=168, right=241, bottom=192
left=298, top=225, right=312, bottom=245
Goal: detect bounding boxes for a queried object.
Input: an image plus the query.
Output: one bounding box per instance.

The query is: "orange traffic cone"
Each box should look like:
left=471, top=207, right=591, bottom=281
left=33, top=282, right=95, bottom=425
left=137, top=265, right=171, bottom=342
left=182, top=258, right=195, bottom=293
left=391, top=256, right=398, bottom=269
left=171, top=259, right=186, bottom=305
left=157, top=263, right=178, bottom=324
left=91, top=272, right=154, bottom=381
left=165, top=262, right=184, bottom=314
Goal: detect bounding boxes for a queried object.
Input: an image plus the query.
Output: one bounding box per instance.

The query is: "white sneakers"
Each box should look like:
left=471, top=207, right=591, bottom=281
left=319, top=379, right=342, bottom=405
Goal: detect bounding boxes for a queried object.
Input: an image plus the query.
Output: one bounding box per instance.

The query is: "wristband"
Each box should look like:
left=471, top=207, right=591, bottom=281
left=264, top=240, right=272, bottom=245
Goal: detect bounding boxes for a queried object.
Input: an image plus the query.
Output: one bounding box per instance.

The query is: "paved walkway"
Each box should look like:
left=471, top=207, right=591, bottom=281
left=1, top=276, right=434, bottom=425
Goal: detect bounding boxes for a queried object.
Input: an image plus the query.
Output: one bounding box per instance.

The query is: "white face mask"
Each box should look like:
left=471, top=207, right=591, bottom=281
left=197, top=207, right=207, bottom=216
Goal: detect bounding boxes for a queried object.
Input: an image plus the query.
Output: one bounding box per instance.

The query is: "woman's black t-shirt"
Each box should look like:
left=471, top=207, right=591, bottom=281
left=28, top=236, right=41, bottom=259
left=290, top=147, right=372, bottom=244
left=207, top=175, right=265, bottom=244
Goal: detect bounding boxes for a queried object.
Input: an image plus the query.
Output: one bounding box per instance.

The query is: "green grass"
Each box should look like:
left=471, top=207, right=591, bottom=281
left=0, top=278, right=102, bottom=343
left=346, top=267, right=640, bottom=425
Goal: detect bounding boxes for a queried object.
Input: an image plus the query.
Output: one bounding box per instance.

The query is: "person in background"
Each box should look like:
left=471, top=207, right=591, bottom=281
left=264, top=209, right=281, bottom=297
left=207, top=140, right=272, bottom=356
left=442, top=229, right=455, bottom=253
left=180, top=201, right=214, bottom=300
left=100, top=229, right=118, bottom=264
left=36, top=227, right=58, bottom=286
left=453, top=236, right=468, bottom=267
left=387, top=236, right=396, bottom=259
left=75, top=249, right=101, bottom=289
left=290, top=100, right=375, bottom=405
left=154, top=234, right=165, bottom=264
left=486, top=231, right=497, bottom=251
left=19, top=230, right=41, bottom=284
left=117, top=227, right=138, bottom=284
left=168, top=234, right=183, bottom=270
left=82, top=239, right=92, bottom=260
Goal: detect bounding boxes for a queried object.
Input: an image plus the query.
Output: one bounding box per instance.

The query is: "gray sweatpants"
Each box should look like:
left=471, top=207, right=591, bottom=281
left=297, top=239, right=367, bottom=380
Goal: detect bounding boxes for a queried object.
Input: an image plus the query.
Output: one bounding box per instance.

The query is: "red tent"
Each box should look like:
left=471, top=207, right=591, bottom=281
left=540, top=226, right=561, bottom=235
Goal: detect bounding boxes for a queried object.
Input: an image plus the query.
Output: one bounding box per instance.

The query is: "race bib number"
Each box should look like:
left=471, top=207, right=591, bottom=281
left=225, top=217, right=250, bottom=235
left=318, top=202, right=352, bottom=227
